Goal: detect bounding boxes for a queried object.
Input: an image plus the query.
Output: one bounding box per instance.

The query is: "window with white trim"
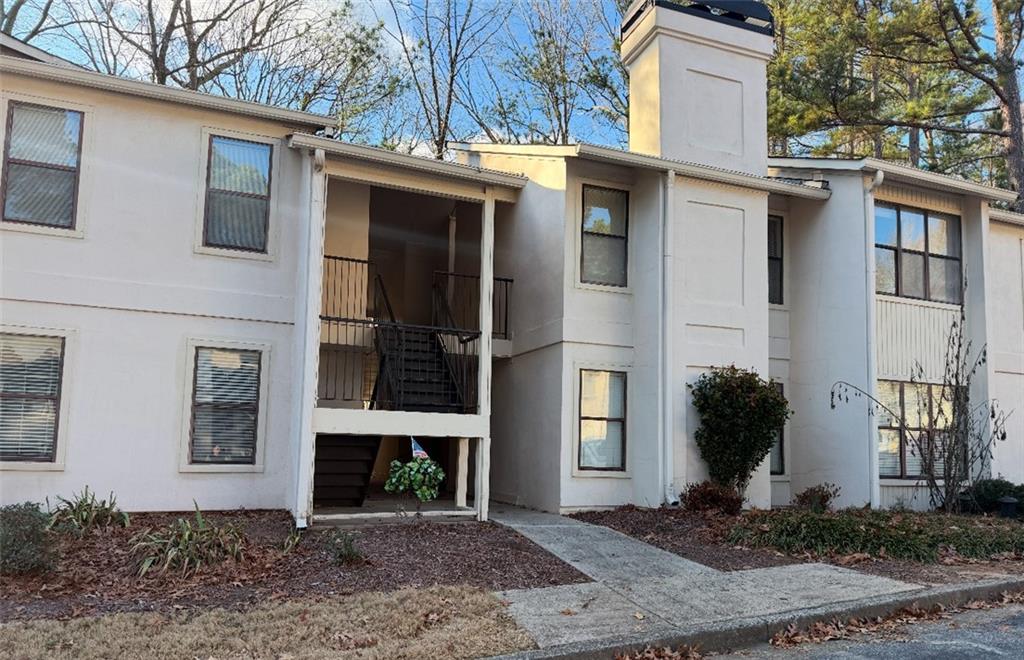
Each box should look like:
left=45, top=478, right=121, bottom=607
left=2, top=102, right=83, bottom=229
left=0, top=333, right=65, bottom=462
left=579, top=369, right=626, bottom=471
left=189, top=346, right=262, bottom=464
left=581, top=185, right=628, bottom=287
left=202, top=135, right=273, bottom=252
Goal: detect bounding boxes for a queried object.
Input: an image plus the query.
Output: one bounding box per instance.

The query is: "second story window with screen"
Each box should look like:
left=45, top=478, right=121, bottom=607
left=203, top=136, right=272, bottom=253
left=2, top=102, right=84, bottom=229
left=581, top=185, right=628, bottom=287
left=768, top=215, right=783, bottom=304
left=874, top=203, right=962, bottom=304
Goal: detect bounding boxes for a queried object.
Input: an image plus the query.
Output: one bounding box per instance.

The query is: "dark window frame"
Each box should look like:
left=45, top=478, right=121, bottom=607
left=0, top=332, right=66, bottom=463
left=578, top=368, right=627, bottom=472
left=580, top=184, right=629, bottom=287
left=1, top=101, right=85, bottom=230
left=770, top=381, right=785, bottom=475
left=202, top=134, right=273, bottom=253
left=877, top=380, right=958, bottom=480
left=768, top=214, right=784, bottom=305
left=874, top=203, right=962, bottom=304
left=188, top=346, right=263, bottom=465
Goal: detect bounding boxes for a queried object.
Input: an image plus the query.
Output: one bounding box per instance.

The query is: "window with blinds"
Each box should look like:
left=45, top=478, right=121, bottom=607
left=190, top=346, right=262, bottom=464
left=768, top=215, right=783, bottom=304
left=579, top=369, right=627, bottom=471
left=203, top=136, right=272, bottom=252
left=0, top=333, right=65, bottom=462
left=2, top=102, right=84, bottom=229
left=877, top=379, right=956, bottom=479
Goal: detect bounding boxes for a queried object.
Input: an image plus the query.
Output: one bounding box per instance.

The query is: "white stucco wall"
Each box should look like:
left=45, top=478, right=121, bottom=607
left=990, top=221, right=1024, bottom=483
left=0, top=73, right=309, bottom=511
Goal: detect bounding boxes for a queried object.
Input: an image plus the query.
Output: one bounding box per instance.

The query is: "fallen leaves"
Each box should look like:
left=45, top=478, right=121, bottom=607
left=614, top=644, right=703, bottom=659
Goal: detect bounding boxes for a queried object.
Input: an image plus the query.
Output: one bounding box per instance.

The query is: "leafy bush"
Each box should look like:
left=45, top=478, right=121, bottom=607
left=384, top=457, right=446, bottom=504
left=326, top=529, right=363, bottom=565
left=729, top=509, right=1024, bottom=562
left=0, top=503, right=57, bottom=575
left=131, top=504, right=244, bottom=576
left=794, top=483, right=842, bottom=513
left=48, top=487, right=129, bottom=534
left=689, top=366, right=791, bottom=495
left=964, top=479, right=1024, bottom=514
left=680, top=480, right=743, bottom=516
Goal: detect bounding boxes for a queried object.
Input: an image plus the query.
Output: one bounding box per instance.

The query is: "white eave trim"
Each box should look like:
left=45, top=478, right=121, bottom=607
left=769, top=156, right=1018, bottom=203
left=989, top=207, right=1024, bottom=227
left=0, top=55, right=333, bottom=130
left=451, top=142, right=832, bottom=200
left=290, top=134, right=528, bottom=190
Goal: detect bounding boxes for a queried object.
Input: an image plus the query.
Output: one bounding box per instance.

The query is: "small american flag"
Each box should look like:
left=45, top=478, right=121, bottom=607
left=411, top=437, right=429, bottom=459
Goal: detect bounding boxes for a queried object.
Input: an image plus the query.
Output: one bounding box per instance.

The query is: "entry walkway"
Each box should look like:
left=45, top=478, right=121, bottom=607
left=491, top=505, right=924, bottom=650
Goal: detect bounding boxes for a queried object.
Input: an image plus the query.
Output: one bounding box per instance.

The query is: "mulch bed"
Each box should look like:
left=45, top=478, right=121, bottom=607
left=572, top=505, right=1024, bottom=585
left=1, top=510, right=588, bottom=622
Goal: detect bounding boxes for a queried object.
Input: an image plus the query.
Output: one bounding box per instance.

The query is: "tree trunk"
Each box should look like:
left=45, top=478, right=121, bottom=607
left=993, top=0, right=1024, bottom=210
left=907, top=70, right=920, bottom=167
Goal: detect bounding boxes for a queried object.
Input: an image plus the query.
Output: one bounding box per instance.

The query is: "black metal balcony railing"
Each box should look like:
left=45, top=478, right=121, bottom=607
left=318, top=255, right=485, bottom=413
left=431, top=271, right=512, bottom=340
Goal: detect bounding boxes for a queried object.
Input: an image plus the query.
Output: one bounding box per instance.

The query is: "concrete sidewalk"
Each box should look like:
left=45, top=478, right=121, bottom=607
left=490, top=505, right=930, bottom=656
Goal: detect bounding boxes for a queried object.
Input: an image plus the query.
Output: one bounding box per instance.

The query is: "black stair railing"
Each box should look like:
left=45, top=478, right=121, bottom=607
left=431, top=271, right=512, bottom=340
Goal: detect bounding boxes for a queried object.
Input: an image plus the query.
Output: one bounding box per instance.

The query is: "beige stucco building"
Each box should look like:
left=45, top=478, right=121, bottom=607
left=1, top=1, right=1022, bottom=524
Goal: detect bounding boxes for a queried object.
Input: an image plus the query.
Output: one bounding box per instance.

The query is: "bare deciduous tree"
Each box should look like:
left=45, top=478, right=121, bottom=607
left=1, top=0, right=58, bottom=40
left=384, top=0, right=509, bottom=158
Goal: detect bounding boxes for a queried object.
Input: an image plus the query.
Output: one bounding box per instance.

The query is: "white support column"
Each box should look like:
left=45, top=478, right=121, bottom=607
left=455, top=437, right=469, bottom=508
left=476, top=187, right=495, bottom=521
left=475, top=436, right=491, bottom=521
left=292, top=148, right=328, bottom=528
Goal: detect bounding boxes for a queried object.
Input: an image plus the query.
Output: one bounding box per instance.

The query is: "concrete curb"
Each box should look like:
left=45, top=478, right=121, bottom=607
left=490, top=576, right=1024, bottom=659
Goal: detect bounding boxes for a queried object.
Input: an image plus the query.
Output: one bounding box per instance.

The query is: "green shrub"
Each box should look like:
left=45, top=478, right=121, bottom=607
left=131, top=504, right=244, bottom=577
left=964, top=479, right=1022, bottom=513
left=689, top=366, right=791, bottom=495
left=0, top=502, right=57, bottom=575
left=680, top=480, right=743, bottom=515
left=729, top=509, right=1024, bottom=562
left=48, top=487, right=129, bottom=534
left=384, top=457, right=446, bottom=504
left=794, top=483, right=842, bottom=513
left=326, top=529, right=363, bottom=565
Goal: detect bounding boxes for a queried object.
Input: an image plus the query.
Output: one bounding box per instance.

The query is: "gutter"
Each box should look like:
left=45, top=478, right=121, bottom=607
left=0, top=55, right=333, bottom=130
left=661, top=170, right=678, bottom=504
left=291, top=134, right=528, bottom=189
left=864, top=170, right=884, bottom=509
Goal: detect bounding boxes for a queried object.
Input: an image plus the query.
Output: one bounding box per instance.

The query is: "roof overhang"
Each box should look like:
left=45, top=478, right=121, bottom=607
left=289, top=134, right=527, bottom=200
left=769, top=157, right=1018, bottom=203
left=989, top=207, right=1024, bottom=227
left=0, top=55, right=333, bottom=131
left=451, top=142, right=832, bottom=200
left=0, top=34, right=80, bottom=67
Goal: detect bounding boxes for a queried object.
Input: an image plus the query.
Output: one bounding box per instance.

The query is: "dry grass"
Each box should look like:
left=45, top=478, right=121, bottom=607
left=0, top=586, right=534, bottom=660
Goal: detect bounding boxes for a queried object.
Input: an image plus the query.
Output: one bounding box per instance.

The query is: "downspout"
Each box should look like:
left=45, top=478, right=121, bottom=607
left=864, top=169, right=884, bottom=509
left=662, top=170, right=678, bottom=504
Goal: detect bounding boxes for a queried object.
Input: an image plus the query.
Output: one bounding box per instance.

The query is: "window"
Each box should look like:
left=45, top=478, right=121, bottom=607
left=769, top=382, right=784, bottom=475
left=0, top=333, right=65, bottom=462
left=579, top=369, right=626, bottom=471
left=189, top=346, right=262, bottom=464
left=2, top=102, right=83, bottom=229
left=874, top=203, right=962, bottom=304
left=581, top=185, right=628, bottom=287
left=203, top=136, right=272, bottom=252
left=877, top=380, right=956, bottom=479
left=768, top=215, right=783, bottom=304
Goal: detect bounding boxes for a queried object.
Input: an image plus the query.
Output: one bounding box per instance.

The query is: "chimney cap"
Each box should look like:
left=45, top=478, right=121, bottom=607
left=623, top=0, right=774, bottom=38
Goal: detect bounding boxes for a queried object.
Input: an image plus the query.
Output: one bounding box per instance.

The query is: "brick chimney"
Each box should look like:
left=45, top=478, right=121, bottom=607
left=620, top=0, right=774, bottom=175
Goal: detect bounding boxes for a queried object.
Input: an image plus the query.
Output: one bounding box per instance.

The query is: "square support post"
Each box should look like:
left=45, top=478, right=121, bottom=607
left=475, top=187, right=495, bottom=521
left=455, top=437, right=469, bottom=508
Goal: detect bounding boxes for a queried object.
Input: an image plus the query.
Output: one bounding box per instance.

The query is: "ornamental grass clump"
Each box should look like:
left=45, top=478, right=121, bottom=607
left=689, top=366, right=791, bottom=497
left=729, top=509, right=1024, bottom=563
left=131, top=504, right=244, bottom=577
left=0, top=502, right=57, bottom=575
left=48, top=486, right=129, bottom=534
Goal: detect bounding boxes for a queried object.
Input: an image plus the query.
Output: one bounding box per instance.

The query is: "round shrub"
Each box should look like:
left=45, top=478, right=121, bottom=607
left=965, top=479, right=1021, bottom=513
left=0, top=502, right=57, bottom=575
left=680, top=480, right=743, bottom=515
left=689, top=366, right=791, bottom=495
